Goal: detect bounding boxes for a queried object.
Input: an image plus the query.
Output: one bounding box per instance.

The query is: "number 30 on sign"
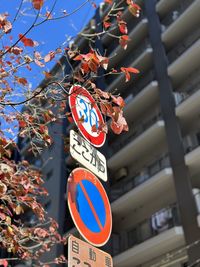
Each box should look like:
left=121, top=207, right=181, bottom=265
left=69, top=85, right=106, bottom=147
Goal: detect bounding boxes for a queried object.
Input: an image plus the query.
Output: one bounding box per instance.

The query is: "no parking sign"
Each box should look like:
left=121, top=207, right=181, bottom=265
left=67, top=168, right=112, bottom=247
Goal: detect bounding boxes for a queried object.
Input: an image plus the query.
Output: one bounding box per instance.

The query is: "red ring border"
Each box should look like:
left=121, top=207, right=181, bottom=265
left=67, top=168, right=112, bottom=247
left=69, top=85, right=106, bottom=147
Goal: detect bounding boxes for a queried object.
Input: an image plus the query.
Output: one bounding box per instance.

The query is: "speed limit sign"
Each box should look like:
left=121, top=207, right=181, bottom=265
left=69, top=85, right=106, bottom=147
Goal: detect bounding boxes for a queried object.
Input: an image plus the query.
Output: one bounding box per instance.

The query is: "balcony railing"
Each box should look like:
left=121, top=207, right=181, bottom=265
left=160, top=0, right=194, bottom=29
left=111, top=204, right=181, bottom=256
left=130, top=69, right=156, bottom=97
left=183, top=132, right=200, bottom=155
left=110, top=153, right=169, bottom=202
left=174, top=69, right=200, bottom=106
left=167, top=27, right=200, bottom=64
left=108, top=112, right=162, bottom=157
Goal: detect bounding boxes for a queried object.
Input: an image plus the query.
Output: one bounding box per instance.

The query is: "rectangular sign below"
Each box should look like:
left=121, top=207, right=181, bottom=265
left=70, top=130, right=107, bottom=182
left=68, top=235, right=113, bottom=267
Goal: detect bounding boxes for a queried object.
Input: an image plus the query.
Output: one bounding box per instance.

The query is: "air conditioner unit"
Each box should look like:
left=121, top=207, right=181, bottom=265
left=193, top=188, right=200, bottom=214
left=183, top=134, right=198, bottom=153
left=172, top=11, right=179, bottom=21
left=161, top=24, right=166, bottom=33
left=173, top=92, right=184, bottom=106
left=115, top=167, right=128, bottom=180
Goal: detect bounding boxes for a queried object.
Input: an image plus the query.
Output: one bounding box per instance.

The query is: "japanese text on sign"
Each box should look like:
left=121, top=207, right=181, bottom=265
left=68, top=235, right=113, bottom=267
left=70, top=130, right=107, bottom=182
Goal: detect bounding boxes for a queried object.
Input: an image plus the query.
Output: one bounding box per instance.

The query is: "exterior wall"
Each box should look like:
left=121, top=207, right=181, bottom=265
left=19, top=0, right=200, bottom=266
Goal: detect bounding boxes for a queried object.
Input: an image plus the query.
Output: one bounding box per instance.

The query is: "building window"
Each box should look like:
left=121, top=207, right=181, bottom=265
left=128, top=228, right=138, bottom=248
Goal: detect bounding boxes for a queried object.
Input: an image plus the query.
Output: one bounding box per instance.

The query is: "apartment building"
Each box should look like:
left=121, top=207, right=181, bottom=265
left=19, top=0, right=200, bottom=266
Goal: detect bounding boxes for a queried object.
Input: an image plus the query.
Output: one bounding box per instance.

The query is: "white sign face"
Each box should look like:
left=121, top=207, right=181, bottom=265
left=75, top=95, right=99, bottom=138
left=70, top=130, right=107, bottom=182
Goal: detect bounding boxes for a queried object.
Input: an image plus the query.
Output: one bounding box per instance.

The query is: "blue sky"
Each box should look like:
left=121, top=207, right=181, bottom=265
left=0, top=0, right=103, bottom=138
left=0, top=0, right=102, bottom=52
left=0, top=0, right=103, bottom=99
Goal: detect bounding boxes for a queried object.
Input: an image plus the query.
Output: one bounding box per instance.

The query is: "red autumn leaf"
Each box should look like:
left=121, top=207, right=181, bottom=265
left=98, top=55, right=109, bottom=70
left=73, top=54, right=83, bottom=61
left=111, top=120, right=124, bottom=134
left=119, top=35, right=130, bottom=50
left=100, top=102, right=113, bottom=117
left=11, top=46, right=23, bottom=55
left=111, top=109, right=129, bottom=134
left=100, top=103, right=107, bottom=116
left=111, top=95, right=125, bottom=107
left=26, top=64, right=32, bottom=71
left=95, top=88, right=110, bottom=99
left=44, top=51, right=55, bottom=62
left=104, top=20, right=111, bottom=29
left=34, top=59, right=45, bottom=67
left=104, top=0, right=113, bottom=4
left=0, top=212, right=6, bottom=220
left=39, top=125, right=47, bottom=134
left=0, top=14, right=12, bottom=34
left=34, top=228, right=49, bottom=238
left=34, top=51, right=42, bottom=60
left=15, top=77, right=28, bottom=86
left=66, top=113, right=73, bottom=123
left=80, top=62, right=90, bottom=74
left=43, top=71, right=52, bottom=79
left=3, top=20, right=12, bottom=34
left=19, top=120, right=27, bottom=128
left=19, top=34, right=35, bottom=47
left=91, top=1, right=97, bottom=8
left=0, top=182, right=7, bottom=195
left=73, top=50, right=109, bottom=73
left=94, top=121, right=108, bottom=134
left=116, top=12, right=127, bottom=34
left=6, top=61, right=12, bottom=66
left=121, top=67, right=139, bottom=82
left=103, top=16, right=111, bottom=29
left=127, top=0, right=141, bottom=17
left=118, top=21, right=128, bottom=34
left=91, top=124, right=98, bottom=133
left=32, top=0, right=44, bottom=10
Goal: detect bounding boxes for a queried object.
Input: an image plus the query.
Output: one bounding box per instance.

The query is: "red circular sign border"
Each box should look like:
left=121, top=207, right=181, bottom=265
left=69, top=85, right=106, bottom=147
left=67, top=167, right=112, bottom=247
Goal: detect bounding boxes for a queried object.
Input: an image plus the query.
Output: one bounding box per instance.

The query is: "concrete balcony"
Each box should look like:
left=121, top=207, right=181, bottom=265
left=186, top=145, right=200, bottom=180
left=113, top=227, right=184, bottom=267
left=156, top=0, right=179, bottom=18
left=124, top=81, right=159, bottom=122
left=176, top=89, right=200, bottom=126
left=162, top=0, right=200, bottom=50
left=111, top=168, right=173, bottom=218
left=168, top=38, right=200, bottom=87
left=108, top=120, right=165, bottom=171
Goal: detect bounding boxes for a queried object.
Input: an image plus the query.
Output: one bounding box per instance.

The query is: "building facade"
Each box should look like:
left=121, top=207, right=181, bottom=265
left=19, top=0, right=200, bottom=266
